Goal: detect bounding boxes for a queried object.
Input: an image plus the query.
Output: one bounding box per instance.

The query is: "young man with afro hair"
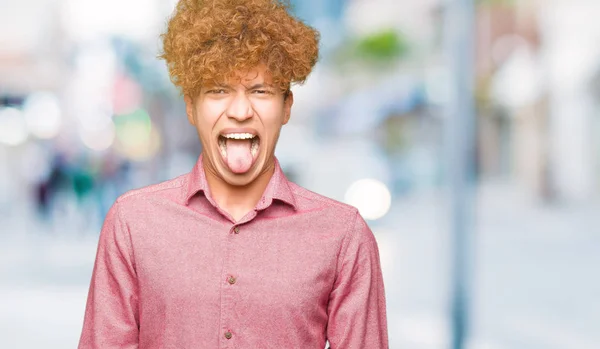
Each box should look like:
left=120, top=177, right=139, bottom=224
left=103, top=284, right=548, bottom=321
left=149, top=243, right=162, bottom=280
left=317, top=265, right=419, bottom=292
left=78, top=0, right=389, bottom=348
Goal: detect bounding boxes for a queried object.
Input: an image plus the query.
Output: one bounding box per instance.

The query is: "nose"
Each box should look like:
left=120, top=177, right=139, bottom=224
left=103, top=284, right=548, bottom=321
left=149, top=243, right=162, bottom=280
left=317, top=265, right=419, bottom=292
left=225, top=92, right=254, bottom=122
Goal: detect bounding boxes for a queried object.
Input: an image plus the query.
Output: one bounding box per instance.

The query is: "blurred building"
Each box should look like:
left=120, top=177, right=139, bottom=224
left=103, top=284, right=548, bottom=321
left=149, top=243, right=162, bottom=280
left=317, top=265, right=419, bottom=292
left=476, top=0, right=600, bottom=202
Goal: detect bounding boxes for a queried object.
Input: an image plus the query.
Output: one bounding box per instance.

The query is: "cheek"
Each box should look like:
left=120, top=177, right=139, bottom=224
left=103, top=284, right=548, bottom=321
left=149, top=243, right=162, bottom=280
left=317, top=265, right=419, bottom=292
left=252, top=100, right=286, bottom=125
left=197, top=105, right=223, bottom=128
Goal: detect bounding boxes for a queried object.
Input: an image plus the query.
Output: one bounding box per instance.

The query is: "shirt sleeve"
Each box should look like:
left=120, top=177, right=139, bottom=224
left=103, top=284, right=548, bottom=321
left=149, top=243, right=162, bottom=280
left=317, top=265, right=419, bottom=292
left=326, top=210, right=389, bottom=348
left=78, top=200, right=139, bottom=349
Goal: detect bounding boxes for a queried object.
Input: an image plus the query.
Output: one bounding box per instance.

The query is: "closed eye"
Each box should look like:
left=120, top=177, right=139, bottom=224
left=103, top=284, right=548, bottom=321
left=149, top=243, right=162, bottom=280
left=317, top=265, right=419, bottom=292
left=206, top=89, right=227, bottom=94
left=252, top=89, right=273, bottom=95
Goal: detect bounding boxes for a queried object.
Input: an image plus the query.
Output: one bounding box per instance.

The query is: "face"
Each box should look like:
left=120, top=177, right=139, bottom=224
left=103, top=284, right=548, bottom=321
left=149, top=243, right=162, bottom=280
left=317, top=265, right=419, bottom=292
left=185, top=65, right=293, bottom=187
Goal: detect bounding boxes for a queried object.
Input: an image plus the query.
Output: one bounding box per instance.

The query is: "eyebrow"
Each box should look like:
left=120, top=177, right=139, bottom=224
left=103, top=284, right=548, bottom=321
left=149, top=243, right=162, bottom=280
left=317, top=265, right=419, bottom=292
left=206, top=82, right=274, bottom=90
left=244, top=83, right=273, bottom=90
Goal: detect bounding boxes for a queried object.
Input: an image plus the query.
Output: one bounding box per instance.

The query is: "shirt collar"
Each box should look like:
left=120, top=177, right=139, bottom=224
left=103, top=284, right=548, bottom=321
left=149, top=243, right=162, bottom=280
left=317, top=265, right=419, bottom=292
left=184, top=153, right=297, bottom=211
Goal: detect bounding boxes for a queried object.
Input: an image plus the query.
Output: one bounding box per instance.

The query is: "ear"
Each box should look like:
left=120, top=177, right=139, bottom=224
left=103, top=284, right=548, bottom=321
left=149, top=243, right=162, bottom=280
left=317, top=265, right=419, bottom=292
left=282, top=90, right=293, bottom=125
left=184, top=95, right=196, bottom=126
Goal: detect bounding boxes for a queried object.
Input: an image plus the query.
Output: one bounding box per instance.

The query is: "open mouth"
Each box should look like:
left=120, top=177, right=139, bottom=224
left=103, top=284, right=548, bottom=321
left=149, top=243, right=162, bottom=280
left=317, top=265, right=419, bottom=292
left=217, top=132, right=260, bottom=174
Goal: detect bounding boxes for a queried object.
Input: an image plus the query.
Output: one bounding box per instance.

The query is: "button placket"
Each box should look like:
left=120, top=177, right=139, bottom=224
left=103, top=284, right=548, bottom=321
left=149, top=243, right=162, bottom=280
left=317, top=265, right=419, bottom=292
left=220, top=225, right=237, bottom=346
left=223, top=224, right=241, bottom=343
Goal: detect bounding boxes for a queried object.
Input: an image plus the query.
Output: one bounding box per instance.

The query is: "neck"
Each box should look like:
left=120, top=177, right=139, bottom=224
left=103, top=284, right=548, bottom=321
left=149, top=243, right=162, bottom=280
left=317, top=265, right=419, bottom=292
left=203, top=155, right=275, bottom=221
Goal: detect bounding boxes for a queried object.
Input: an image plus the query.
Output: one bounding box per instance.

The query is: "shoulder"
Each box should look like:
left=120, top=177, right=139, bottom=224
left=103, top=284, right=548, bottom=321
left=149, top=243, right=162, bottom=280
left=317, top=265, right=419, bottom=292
left=289, top=182, right=358, bottom=216
left=288, top=183, right=380, bottom=264
left=114, top=172, right=188, bottom=209
left=288, top=181, right=360, bottom=222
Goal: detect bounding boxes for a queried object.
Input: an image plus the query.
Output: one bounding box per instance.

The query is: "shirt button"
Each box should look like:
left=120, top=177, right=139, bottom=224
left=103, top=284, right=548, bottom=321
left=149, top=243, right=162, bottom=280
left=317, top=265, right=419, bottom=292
left=224, top=331, right=232, bottom=339
left=233, top=226, right=240, bottom=234
left=227, top=276, right=236, bottom=285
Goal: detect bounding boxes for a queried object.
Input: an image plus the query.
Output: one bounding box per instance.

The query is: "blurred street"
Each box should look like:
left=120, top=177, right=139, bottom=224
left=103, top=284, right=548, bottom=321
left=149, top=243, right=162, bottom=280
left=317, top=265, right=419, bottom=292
left=3, top=0, right=600, bottom=348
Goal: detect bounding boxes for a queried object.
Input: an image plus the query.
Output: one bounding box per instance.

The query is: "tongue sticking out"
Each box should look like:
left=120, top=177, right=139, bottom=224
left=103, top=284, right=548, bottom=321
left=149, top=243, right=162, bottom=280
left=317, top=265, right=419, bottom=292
left=225, top=139, right=253, bottom=173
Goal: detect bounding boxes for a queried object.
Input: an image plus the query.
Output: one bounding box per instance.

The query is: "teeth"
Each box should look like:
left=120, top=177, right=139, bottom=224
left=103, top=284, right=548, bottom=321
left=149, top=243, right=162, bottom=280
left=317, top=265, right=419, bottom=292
left=218, top=134, right=260, bottom=158
left=221, top=133, right=255, bottom=140
left=218, top=137, right=227, bottom=158
left=251, top=137, right=258, bottom=157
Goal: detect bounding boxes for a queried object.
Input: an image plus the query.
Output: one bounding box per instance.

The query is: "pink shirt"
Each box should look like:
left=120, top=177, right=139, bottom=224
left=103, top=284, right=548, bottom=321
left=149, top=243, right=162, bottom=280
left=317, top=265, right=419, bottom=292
left=78, top=154, right=388, bottom=348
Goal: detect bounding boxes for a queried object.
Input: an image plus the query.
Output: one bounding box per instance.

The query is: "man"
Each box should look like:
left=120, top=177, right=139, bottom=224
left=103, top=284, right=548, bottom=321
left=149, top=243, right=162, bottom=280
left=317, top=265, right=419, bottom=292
left=78, top=0, right=389, bottom=348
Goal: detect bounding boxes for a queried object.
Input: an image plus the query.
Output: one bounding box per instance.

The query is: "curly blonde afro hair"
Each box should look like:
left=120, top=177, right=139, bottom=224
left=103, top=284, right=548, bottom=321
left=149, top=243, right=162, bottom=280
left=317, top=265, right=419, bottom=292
left=160, top=0, right=320, bottom=98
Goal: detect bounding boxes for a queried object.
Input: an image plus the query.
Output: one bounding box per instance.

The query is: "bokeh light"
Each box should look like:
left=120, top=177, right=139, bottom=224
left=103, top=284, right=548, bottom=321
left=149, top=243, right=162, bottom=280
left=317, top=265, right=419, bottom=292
left=22, top=92, right=63, bottom=139
left=113, top=109, right=161, bottom=161
left=344, top=178, right=392, bottom=220
left=79, top=121, right=116, bottom=151
left=0, top=107, right=29, bottom=146
left=77, top=107, right=114, bottom=132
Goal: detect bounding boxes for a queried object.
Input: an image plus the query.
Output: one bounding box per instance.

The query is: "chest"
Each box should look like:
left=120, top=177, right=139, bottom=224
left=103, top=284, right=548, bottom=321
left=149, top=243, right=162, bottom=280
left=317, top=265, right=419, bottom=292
left=131, top=214, right=343, bottom=312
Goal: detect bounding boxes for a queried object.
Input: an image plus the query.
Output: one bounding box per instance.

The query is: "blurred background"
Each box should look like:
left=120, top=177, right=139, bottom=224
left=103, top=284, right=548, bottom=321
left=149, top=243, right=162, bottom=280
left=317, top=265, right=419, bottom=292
left=1, top=0, right=599, bottom=348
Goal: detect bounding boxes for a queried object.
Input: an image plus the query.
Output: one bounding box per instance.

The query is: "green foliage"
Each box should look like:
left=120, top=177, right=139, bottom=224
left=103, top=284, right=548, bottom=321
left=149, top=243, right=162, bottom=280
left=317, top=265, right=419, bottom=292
left=354, top=29, right=408, bottom=61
